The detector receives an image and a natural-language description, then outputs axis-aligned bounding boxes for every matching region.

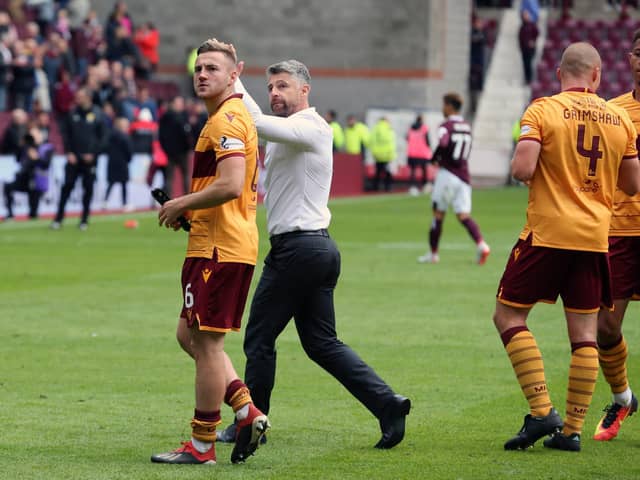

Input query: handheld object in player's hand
[151,188,191,232]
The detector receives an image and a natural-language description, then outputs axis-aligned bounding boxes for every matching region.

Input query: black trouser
[243,229,396,419]
[105,181,127,206]
[3,177,42,218]
[521,47,535,84]
[373,162,392,191]
[165,153,189,197]
[55,161,96,224]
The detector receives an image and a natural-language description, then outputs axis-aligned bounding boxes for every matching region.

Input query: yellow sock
[564,345,599,436]
[191,411,222,443]
[505,330,552,417]
[598,337,629,395]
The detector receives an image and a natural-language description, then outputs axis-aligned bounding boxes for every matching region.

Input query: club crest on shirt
[513,247,521,262]
[220,135,245,150]
[225,112,235,122]
[202,268,212,283]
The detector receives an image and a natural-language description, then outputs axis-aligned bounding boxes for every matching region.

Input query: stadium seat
[568,29,584,43]
[536,66,554,86]
[608,29,623,45]
[530,81,545,100]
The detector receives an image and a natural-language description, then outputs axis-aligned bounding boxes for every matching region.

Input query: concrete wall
[95,0,472,118]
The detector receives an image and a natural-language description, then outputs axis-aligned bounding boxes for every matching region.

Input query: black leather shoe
[375,394,411,449]
[216,420,237,443]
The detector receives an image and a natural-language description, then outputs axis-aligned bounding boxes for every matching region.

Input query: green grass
[2,187,640,479]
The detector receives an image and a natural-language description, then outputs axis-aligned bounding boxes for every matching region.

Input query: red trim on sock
[500,326,529,346]
[597,336,623,351]
[571,341,597,352]
[224,378,245,405]
[194,409,221,422]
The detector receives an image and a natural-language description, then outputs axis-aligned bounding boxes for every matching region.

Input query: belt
[270,229,329,243]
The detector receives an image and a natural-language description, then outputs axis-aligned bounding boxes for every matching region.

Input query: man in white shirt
[225,59,410,449]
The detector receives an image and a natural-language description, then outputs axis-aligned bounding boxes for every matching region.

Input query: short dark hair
[266,59,311,84]
[443,92,463,112]
[633,29,640,45]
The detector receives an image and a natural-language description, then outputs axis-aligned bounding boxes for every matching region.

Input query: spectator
[521,0,540,23]
[1,108,29,156]
[51,87,107,231]
[159,95,191,197]
[121,64,137,97]
[0,31,13,112]
[0,11,18,46]
[55,8,72,41]
[369,116,396,191]
[406,114,433,195]
[52,68,77,115]
[146,136,168,195]
[123,85,157,120]
[518,9,539,85]
[105,1,133,47]
[469,15,487,114]
[42,32,76,99]
[10,40,37,112]
[33,110,52,143]
[3,126,54,220]
[344,113,369,161]
[187,97,208,138]
[105,24,139,67]
[24,21,44,45]
[103,116,133,210]
[26,0,56,35]
[133,21,159,78]
[65,0,92,30]
[129,106,156,154]
[71,9,102,76]
[324,109,345,151]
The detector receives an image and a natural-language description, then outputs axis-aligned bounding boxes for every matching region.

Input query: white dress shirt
[235,79,333,236]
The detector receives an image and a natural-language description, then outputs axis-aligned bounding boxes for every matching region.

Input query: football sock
[236,404,250,421]
[191,409,221,444]
[564,343,598,436]
[614,388,633,407]
[598,336,629,397]
[225,378,253,418]
[503,328,552,417]
[191,437,213,453]
[460,217,482,244]
[429,218,443,253]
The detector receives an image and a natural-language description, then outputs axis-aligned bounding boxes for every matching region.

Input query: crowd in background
[0,0,211,222]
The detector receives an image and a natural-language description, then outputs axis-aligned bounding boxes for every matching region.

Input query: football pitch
[2,187,639,480]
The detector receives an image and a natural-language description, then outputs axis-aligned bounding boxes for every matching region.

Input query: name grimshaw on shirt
[563,108,621,125]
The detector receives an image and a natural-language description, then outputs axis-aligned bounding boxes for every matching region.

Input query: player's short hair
[266,59,311,84]
[443,92,463,112]
[196,38,237,64]
[633,29,640,45]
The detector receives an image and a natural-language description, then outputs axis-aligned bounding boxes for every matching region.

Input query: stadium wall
[94,0,472,118]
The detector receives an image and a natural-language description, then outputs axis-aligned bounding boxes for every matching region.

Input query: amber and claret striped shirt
[608,91,640,236]
[186,94,259,264]
[517,88,637,252]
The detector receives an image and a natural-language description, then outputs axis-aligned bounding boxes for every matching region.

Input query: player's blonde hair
[196,38,237,64]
